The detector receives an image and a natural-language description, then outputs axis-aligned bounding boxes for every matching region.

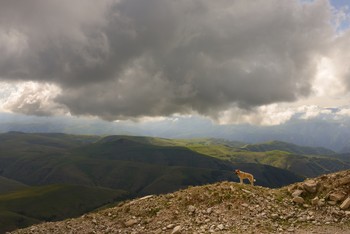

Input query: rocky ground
[10,170,350,234]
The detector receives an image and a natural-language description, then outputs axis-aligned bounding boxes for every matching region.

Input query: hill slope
[241,140,336,155]
[10,170,350,234]
[0,133,304,193]
[174,139,350,178]
[0,177,28,194]
[0,184,127,233]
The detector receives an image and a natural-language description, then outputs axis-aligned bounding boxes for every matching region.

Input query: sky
[1,0,350,126]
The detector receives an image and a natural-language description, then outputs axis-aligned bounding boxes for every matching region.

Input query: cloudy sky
[1,0,350,125]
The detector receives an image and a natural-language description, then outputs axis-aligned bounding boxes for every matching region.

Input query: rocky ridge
[10,170,350,234]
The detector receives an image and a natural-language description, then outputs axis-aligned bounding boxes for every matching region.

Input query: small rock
[124,219,138,227]
[171,225,181,234]
[188,205,196,213]
[318,198,326,206]
[292,196,305,204]
[167,224,175,229]
[311,196,319,206]
[329,192,345,202]
[328,201,337,206]
[138,195,154,201]
[217,224,224,230]
[340,197,350,210]
[303,180,318,193]
[292,189,304,197]
[242,188,252,194]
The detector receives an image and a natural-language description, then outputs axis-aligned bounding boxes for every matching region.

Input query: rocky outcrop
[288,170,350,214]
[9,170,350,234]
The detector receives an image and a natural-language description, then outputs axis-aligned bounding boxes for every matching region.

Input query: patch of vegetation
[0,184,127,233]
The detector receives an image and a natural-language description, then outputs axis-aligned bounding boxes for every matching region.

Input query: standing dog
[234,169,256,185]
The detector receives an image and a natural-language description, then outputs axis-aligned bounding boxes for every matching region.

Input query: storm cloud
[0,0,346,121]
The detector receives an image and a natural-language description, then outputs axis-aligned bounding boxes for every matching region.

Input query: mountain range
[2,112,350,152]
[0,132,349,233]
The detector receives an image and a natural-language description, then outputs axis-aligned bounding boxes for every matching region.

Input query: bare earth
[10,170,350,234]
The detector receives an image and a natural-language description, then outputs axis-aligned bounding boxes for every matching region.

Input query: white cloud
[0,81,66,116]
[0,0,350,125]
[312,57,346,97]
[217,104,295,126]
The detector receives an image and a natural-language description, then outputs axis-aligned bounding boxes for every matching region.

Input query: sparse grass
[0,184,127,233]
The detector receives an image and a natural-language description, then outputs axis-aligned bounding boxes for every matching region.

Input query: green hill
[0,133,303,191]
[0,184,127,233]
[0,177,28,194]
[175,140,349,178]
[241,140,335,155]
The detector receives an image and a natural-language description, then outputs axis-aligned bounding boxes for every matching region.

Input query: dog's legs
[239,178,243,184]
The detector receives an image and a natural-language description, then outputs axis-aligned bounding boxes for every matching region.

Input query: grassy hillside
[0,131,100,156]
[0,134,304,191]
[241,140,335,155]
[0,177,28,194]
[0,133,347,185]
[0,184,127,233]
[170,139,349,178]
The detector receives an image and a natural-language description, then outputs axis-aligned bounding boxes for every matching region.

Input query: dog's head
[234,169,240,175]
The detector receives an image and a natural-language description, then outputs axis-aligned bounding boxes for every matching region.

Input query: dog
[234,169,256,185]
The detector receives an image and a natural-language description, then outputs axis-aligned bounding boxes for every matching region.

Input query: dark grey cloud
[0,0,339,120]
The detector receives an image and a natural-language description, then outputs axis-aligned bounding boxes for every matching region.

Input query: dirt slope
[9,170,350,234]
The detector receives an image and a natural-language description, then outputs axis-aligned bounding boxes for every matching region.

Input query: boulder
[303,180,317,193]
